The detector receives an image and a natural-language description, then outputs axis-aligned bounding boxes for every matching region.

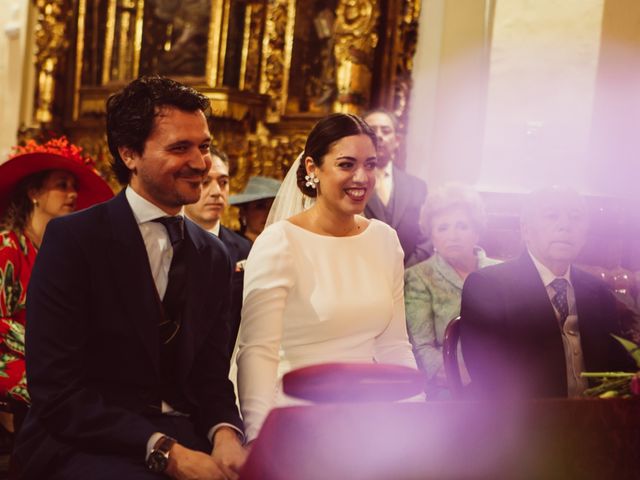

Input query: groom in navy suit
[460,187,635,399]
[15,77,246,479]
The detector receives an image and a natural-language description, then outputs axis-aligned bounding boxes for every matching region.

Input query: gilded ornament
[260,0,295,122]
[33,0,73,124]
[333,0,379,111]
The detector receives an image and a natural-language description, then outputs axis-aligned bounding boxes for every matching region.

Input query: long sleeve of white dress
[236,224,293,441]
[373,233,419,367]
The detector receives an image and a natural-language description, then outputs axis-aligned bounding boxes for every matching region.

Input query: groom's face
[122,106,212,215]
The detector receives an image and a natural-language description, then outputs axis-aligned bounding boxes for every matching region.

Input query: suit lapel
[176,220,209,382]
[106,191,161,375]
[218,226,238,263]
[365,191,388,223]
[389,166,410,228]
[571,268,608,372]
[512,253,568,394]
[512,253,560,334]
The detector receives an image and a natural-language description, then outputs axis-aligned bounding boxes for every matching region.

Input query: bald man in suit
[460,187,635,399]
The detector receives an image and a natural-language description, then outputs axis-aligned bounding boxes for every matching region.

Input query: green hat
[229,176,281,205]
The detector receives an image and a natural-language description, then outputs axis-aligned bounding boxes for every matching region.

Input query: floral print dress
[0,230,36,403]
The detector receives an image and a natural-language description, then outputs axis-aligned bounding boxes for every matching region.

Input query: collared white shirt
[125,186,181,299]
[528,251,588,396]
[182,212,220,237]
[375,162,393,206]
[209,220,221,237]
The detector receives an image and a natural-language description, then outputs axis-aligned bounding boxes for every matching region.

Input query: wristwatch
[147,435,177,473]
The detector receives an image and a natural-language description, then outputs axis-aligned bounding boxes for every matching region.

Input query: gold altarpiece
[25,0,421,224]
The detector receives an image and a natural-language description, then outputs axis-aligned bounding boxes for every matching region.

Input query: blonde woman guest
[404,184,499,398]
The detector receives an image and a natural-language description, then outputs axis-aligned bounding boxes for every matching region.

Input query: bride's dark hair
[296,113,377,197]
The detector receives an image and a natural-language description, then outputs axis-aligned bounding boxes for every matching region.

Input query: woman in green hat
[229,176,281,244]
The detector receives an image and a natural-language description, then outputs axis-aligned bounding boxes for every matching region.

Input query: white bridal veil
[265,152,315,227]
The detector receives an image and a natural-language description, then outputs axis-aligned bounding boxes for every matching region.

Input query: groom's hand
[211,427,248,480]
[166,443,226,480]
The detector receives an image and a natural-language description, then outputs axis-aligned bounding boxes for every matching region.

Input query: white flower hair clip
[304,172,319,189]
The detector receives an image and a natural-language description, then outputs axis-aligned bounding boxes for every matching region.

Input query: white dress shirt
[125,186,176,299]
[124,188,241,457]
[528,252,588,396]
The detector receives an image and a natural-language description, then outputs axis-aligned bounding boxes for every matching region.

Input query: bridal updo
[296,113,377,197]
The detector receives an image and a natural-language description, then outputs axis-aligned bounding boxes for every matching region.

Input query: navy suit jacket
[218,226,251,355]
[15,191,242,477]
[364,165,429,267]
[460,253,635,398]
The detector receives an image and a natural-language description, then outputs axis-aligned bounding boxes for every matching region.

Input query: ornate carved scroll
[333,0,379,113]
[33,0,73,124]
[392,0,421,130]
[259,0,296,122]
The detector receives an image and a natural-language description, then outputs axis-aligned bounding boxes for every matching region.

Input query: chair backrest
[442,316,464,398]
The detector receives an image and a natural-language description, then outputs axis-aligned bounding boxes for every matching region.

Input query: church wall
[406,0,492,187]
[0,0,33,162]
[588,0,640,202]
[480,0,605,195]
[408,0,608,193]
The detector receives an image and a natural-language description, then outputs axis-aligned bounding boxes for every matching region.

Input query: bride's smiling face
[306,134,377,216]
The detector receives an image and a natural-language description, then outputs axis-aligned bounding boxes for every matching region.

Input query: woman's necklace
[312,210,362,237]
[23,225,41,249]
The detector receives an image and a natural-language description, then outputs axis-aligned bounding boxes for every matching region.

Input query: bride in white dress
[236,113,419,441]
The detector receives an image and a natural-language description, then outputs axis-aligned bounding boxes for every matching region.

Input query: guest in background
[460,186,635,399]
[237,113,418,442]
[363,109,430,267]
[0,137,112,419]
[229,176,281,244]
[404,184,499,398]
[184,148,251,355]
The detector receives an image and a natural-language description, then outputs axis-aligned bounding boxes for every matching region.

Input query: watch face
[148,450,169,473]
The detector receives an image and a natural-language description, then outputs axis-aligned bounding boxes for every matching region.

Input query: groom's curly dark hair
[106,75,210,185]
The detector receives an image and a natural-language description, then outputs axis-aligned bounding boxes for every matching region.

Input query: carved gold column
[239,2,266,92]
[392,0,421,129]
[333,0,379,113]
[33,0,73,125]
[259,0,296,122]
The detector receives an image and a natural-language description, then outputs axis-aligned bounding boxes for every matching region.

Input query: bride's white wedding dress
[236,218,418,440]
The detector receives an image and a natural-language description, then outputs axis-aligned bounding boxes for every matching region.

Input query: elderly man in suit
[363,109,430,267]
[460,187,635,399]
[184,148,251,356]
[15,76,246,479]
